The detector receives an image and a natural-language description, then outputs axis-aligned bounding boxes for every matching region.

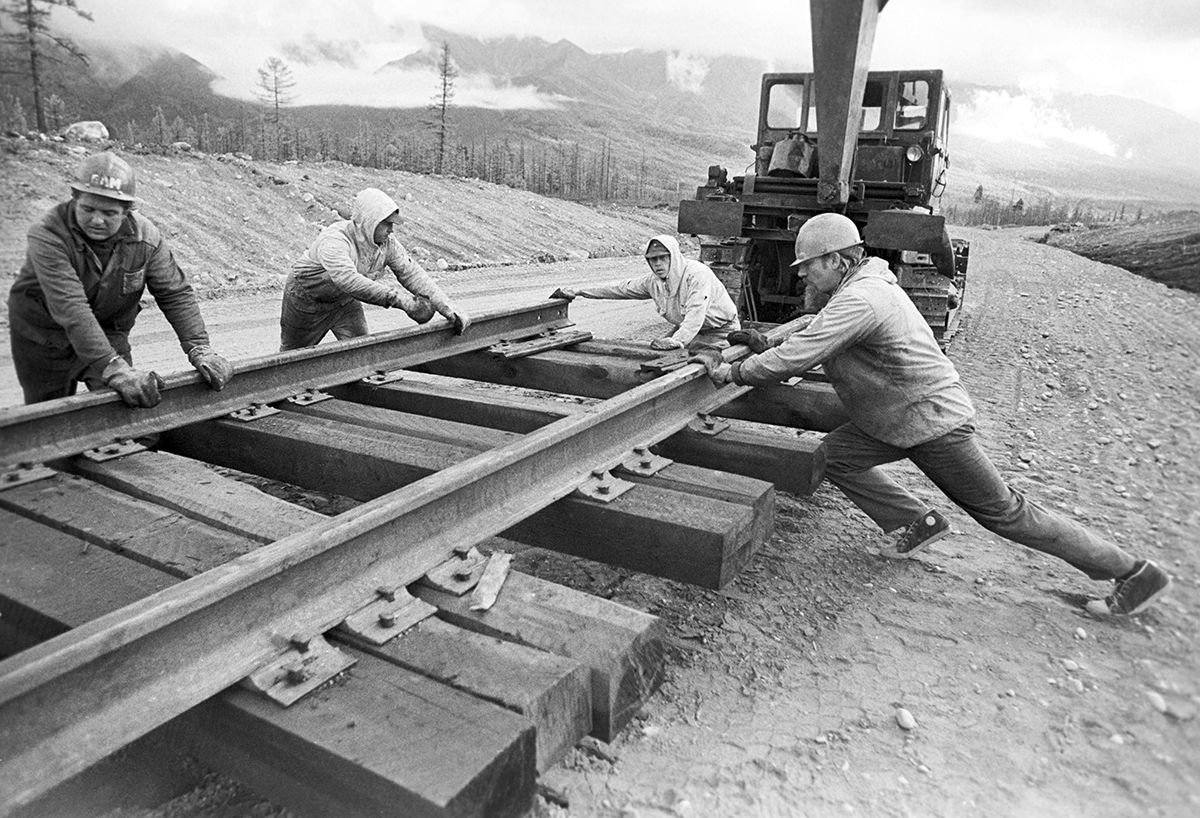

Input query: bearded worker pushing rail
[691,213,1172,617]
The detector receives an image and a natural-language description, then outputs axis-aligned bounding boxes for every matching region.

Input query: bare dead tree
[255,56,296,123]
[427,41,456,174]
[254,56,296,159]
[0,0,91,133]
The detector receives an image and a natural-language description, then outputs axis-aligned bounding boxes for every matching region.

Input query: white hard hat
[70,151,136,203]
[791,213,862,266]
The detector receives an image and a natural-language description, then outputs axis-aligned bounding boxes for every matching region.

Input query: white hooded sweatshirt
[573,234,740,345]
[289,187,452,314]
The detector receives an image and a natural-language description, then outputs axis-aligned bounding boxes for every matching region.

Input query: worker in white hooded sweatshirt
[280,187,470,350]
[551,234,740,350]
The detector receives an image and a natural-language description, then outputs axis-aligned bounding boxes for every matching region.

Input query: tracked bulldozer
[677,0,968,342]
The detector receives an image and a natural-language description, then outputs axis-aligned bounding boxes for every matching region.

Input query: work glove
[102,356,166,408]
[727,329,773,354]
[687,350,733,386]
[388,289,418,312]
[424,294,471,335]
[549,287,577,301]
[649,336,685,351]
[188,345,234,391]
[448,310,471,335]
[406,295,437,324]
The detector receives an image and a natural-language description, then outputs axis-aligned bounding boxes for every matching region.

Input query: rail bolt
[378,611,397,628]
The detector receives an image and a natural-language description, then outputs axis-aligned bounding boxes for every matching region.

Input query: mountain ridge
[6,27,1200,211]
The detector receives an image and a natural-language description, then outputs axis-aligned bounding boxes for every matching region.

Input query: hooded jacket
[8,200,209,378]
[575,234,739,345]
[288,187,452,313]
[737,256,975,448]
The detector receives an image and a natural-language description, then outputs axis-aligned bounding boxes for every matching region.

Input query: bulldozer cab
[757,70,951,206]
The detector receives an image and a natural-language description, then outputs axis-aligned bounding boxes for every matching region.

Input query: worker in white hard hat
[279,187,471,350]
[549,234,740,350]
[7,151,233,407]
[691,212,1170,617]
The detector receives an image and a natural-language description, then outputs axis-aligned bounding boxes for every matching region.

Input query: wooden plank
[187,650,536,818]
[79,453,594,773]
[653,425,824,496]
[504,482,761,589]
[283,397,518,451]
[0,484,538,818]
[0,474,256,577]
[335,376,824,495]
[331,376,581,434]
[570,339,664,359]
[159,411,478,503]
[344,617,591,772]
[415,348,850,432]
[163,407,770,588]
[67,450,319,543]
[0,510,177,655]
[415,571,665,742]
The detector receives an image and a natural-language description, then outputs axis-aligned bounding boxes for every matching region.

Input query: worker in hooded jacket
[8,151,233,408]
[550,234,740,350]
[280,187,471,350]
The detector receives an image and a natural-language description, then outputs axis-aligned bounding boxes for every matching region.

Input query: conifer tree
[0,0,91,133]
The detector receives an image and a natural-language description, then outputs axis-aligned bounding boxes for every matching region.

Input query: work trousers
[279,277,369,351]
[9,324,131,404]
[818,421,1137,580]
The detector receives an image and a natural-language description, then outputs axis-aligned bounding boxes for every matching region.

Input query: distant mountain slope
[6,28,1200,212]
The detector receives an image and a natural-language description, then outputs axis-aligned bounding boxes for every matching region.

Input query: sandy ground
[9,227,1191,818]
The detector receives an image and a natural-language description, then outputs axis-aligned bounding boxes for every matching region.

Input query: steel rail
[0,360,760,812]
[0,302,572,466]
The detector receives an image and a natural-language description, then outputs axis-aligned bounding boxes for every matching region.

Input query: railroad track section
[0,301,840,818]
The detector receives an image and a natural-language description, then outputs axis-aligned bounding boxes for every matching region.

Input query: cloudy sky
[56,0,1200,130]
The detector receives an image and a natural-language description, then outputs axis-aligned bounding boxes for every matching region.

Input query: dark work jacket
[8,201,209,378]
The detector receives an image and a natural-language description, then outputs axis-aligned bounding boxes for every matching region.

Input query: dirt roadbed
[12,230,1200,818]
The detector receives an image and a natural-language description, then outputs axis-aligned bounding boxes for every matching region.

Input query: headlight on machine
[905,144,925,163]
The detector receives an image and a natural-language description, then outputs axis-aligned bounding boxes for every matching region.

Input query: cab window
[766,83,806,130]
[860,79,887,131]
[894,80,929,130]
